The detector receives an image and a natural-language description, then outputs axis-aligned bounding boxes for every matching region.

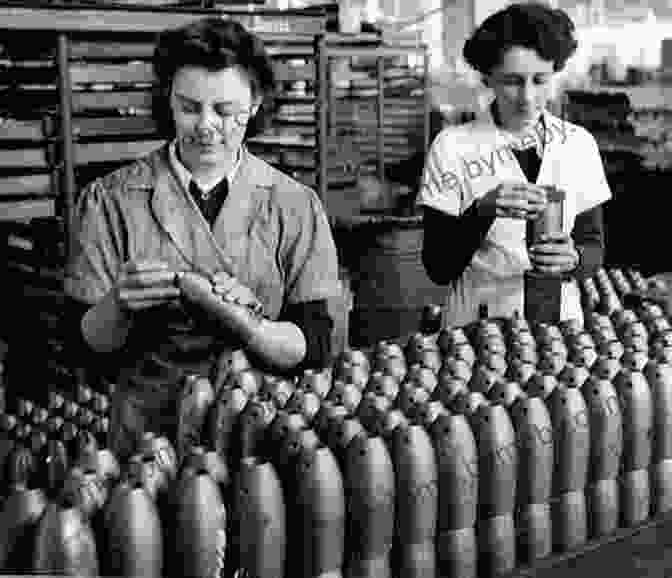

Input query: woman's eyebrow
[174,93,238,106]
[174,92,198,104]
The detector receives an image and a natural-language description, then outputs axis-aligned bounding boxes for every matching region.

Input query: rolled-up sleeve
[64,181,124,305]
[283,188,340,305]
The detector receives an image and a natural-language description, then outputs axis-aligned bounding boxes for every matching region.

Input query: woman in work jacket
[419,2,611,328]
[64,18,340,459]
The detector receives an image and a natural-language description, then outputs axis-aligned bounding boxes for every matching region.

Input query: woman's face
[486,46,555,131]
[169,65,260,171]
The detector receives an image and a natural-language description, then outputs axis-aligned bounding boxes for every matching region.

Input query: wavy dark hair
[463,2,578,75]
[152,17,276,139]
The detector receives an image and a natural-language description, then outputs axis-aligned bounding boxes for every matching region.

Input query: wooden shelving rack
[315,36,430,219]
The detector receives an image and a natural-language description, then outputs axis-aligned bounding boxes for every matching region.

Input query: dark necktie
[189,178,229,228]
[490,100,544,183]
[512,148,542,184]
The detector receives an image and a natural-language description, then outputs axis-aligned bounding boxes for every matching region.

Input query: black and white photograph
[0,0,672,576]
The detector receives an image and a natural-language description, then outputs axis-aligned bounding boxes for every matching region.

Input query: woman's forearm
[280,300,334,372]
[422,203,495,285]
[81,290,132,353]
[572,205,606,280]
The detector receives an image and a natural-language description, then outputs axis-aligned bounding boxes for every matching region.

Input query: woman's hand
[82,259,178,353]
[115,260,180,312]
[528,233,580,276]
[176,271,262,342]
[476,182,548,220]
[175,271,264,337]
[210,271,264,315]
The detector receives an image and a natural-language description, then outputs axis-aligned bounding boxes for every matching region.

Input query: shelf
[0,119,48,141]
[0,197,56,220]
[320,45,428,59]
[68,40,155,61]
[74,139,164,165]
[273,60,314,83]
[69,62,155,85]
[265,45,315,58]
[0,147,51,169]
[0,5,326,35]
[333,97,425,108]
[337,123,411,135]
[276,102,314,113]
[0,63,56,85]
[0,173,56,197]
[274,93,315,103]
[0,5,209,32]
[72,116,158,139]
[274,116,315,126]
[71,90,152,113]
[320,33,384,45]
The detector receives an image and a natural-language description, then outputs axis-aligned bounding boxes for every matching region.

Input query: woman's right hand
[476,182,548,220]
[115,260,181,312]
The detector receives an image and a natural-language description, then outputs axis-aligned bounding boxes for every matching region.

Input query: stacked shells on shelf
[0,34,59,223]
[564,89,672,172]
[316,37,429,214]
[631,107,672,172]
[67,32,166,191]
[247,35,429,214]
[0,34,70,403]
[245,32,319,187]
[3,267,672,578]
[0,36,62,270]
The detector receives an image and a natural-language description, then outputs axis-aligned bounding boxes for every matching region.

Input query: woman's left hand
[528,233,580,276]
[177,271,264,315]
[176,271,263,344]
[210,271,264,315]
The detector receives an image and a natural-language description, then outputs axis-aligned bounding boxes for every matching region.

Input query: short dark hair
[152,18,276,138]
[463,2,578,75]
